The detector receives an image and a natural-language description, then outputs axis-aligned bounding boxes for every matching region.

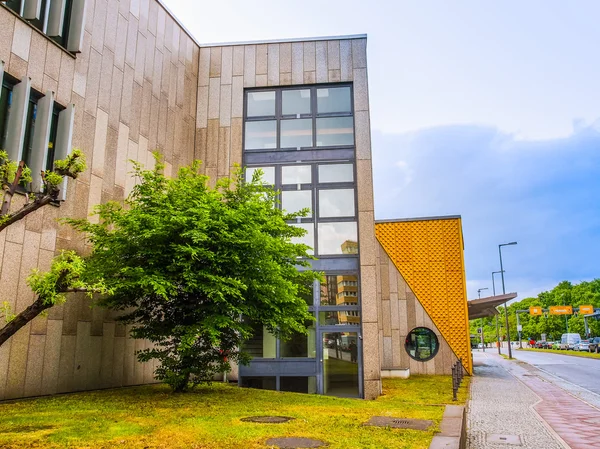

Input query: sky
[162,0,600,301]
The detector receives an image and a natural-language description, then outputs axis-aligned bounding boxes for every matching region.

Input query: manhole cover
[241,416,295,424]
[486,434,522,445]
[265,437,327,448]
[363,416,433,430]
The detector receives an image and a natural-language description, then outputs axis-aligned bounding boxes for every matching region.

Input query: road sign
[579,305,594,315]
[529,306,543,316]
[517,325,523,332]
[549,305,573,315]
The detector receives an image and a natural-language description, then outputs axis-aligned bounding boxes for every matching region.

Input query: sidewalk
[467,351,564,449]
[468,351,600,449]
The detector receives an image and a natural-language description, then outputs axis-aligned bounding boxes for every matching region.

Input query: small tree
[0,149,107,347]
[69,159,320,392]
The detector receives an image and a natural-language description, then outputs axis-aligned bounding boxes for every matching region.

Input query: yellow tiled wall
[376,218,472,374]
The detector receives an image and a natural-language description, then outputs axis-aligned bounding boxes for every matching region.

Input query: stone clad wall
[195,37,382,399]
[0,0,199,400]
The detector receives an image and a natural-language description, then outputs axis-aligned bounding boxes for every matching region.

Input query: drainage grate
[265,437,327,448]
[241,416,295,424]
[486,434,523,445]
[364,416,433,430]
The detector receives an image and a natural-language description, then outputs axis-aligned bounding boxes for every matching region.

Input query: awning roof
[468,293,518,320]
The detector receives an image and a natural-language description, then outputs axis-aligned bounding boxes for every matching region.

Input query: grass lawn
[518,347,600,359]
[0,375,469,449]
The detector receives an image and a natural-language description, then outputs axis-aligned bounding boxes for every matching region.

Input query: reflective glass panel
[281,319,316,358]
[280,376,318,394]
[322,332,359,397]
[316,117,354,147]
[247,91,275,117]
[318,164,354,183]
[317,222,358,255]
[282,190,312,217]
[320,275,359,306]
[5,0,21,14]
[241,376,276,390]
[317,87,352,113]
[319,189,355,218]
[319,310,361,326]
[245,120,277,150]
[282,165,312,184]
[405,327,440,362]
[281,119,312,148]
[243,324,277,358]
[290,223,314,255]
[282,89,311,115]
[0,86,12,149]
[245,166,275,184]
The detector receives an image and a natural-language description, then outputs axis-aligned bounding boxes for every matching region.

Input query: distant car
[541,341,552,349]
[575,340,590,351]
[552,341,561,350]
[588,337,600,353]
[535,341,547,349]
[477,343,484,349]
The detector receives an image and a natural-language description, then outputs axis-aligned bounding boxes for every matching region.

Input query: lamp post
[499,242,517,359]
[478,288,489,352]
[492,271,504,354]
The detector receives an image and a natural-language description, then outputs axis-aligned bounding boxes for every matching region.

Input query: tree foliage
[68,158,320,392]
[470,279,600,343]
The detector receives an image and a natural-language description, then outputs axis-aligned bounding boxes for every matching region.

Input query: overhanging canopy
[468,293,518,320]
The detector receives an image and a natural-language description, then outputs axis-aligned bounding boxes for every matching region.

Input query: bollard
[451,364,457,401]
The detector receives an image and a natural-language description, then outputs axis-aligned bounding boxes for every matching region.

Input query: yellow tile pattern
[376,218,472,374]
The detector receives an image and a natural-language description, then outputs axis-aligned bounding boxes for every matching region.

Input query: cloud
[372,123,600,300]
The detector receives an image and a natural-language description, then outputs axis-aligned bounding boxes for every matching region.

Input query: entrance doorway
[321,331,360,397]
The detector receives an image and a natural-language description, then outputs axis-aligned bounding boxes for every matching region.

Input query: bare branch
[0,195,54,234]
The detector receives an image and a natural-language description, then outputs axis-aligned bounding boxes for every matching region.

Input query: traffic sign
[529,306,543,316]
[549,305,573,315]
[579,305,594,315]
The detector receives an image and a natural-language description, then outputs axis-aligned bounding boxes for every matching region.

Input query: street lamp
[477,288,489,352]
[499,242,517,358]
[492,271,504,354]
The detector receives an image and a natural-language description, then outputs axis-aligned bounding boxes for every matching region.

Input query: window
[405,327,440,362]
[317,222,358,255]
[1,0,84,52]
[316,117,354,147]
[280,319,316,358]
[282,89,311,115]
[245,166,275,185]
[317,87,352,114]
[318,164,354,183]
[318,189,355,218]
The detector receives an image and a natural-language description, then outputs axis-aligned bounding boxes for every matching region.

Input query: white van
[560,333,581,350]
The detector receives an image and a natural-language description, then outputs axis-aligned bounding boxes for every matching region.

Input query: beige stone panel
[328,70,341,83]
[156,5,166,48]
[148,94,159,148]
[355,110,372,161]
[382,300,391,337]
[352,39,367,69]
[56,53,75,105]
[42,74,58,94]
[364,379,381,400]
[143,341,154,384]
[256,74,267,87]
[303,41,315,72]
[27,32,47,91]
[129,81,143,140]
[380,257,389,301]
[230,118,243,167]
[390,292,400,331]
[291,42,303,84]
[163,161,172,178]
[388,262,398,294]
[267,44,279,86]
[121,64,135,126]
[198,47,210,87]
[358,212,376,267]
[303,71,316,85]
[115,122,130,188]
[134,32,146,85]
[243,45,256,87]
[6,207,25,244]
[72,321,91,391]
[151,48,162,98]
[140,0,150,33]
[30,312,48,335]
[125,140,138,196]
[415,298,425,326]
[8,53,27,80]
[114,12,128,70]
[220,46,232,85]
[279,42,291,73]
[130,0,140,18]
[196,85,209,129]
[340,40,353,81]
[217,127,230,177]
[391,329,402,367]
[86,335,102,390]
[315,41,327,83]
[147,0,157,35]
[231,76,244,119]
[5,324,30,399]
[91,0,107,52]
[205,119,219,169]
[12,20,31,61]
[111,336,125,386]
[139,81,152,138]
[382,335,392,367]
[232,45,244,76]
[97,49,115,113]
[133,338,145,383]
[0,337,11,400]
[92,109,109,178]
[124,332,136,385]
[83,48,102,114]
[0,10,15,63]
[360,264,377,323]
[23,334,46,397]
[327,40,340,71]
[107,67,123,129]
[398,276,408,300]
[170,21,180,61]
[125,14,139,68]
[16,231,41,313]
[25,207,43,234]
[280,72,291,86]
[84,0,95,32]
[219,84,232,127]
[164,106,175,157]
[255,44,267,75]
[167,62,177,110]
[209,46,221,78]
[105,0,119,52]
[161,49,172,97]
[143,32,155,81]
[362,321,380,381]
[43,42,62,82]
[208,77,220,120]
[353,68,369,112]
[87,175,103,224]
[100,322,115,387]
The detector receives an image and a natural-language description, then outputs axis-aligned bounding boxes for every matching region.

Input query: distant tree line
[470,279,600,343]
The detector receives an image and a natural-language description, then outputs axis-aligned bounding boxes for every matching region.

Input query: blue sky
[163,0,600,300]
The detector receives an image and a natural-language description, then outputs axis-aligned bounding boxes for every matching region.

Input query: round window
[405,327,439,362]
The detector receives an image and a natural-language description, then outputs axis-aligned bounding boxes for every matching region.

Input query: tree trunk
[0,297,52,347]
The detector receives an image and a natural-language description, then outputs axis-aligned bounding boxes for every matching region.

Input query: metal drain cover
[364,416,433,430]
[486,434,522,445]
[241,416,295,423]
[265,437,327,448]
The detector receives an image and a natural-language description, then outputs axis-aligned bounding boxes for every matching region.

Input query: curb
[429,405,466,449]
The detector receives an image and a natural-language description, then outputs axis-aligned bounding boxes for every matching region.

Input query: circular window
[405,327,439,362]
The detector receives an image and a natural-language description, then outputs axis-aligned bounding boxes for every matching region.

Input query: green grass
[518,347,600,359]
[0,376,469,449]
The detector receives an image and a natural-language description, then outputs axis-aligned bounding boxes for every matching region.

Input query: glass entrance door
[321,331,360,397]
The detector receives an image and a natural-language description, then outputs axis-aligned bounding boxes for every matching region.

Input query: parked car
[552,341,561,350]
[535,341,547,349]
[575,340,590,351]
[541,341,553,349]
[560,333,581,350]
[588,337,600,353]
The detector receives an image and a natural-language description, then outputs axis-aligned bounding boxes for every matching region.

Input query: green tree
[68,159,320,392]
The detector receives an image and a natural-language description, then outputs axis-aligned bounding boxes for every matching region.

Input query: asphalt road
[509,348,600,396]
